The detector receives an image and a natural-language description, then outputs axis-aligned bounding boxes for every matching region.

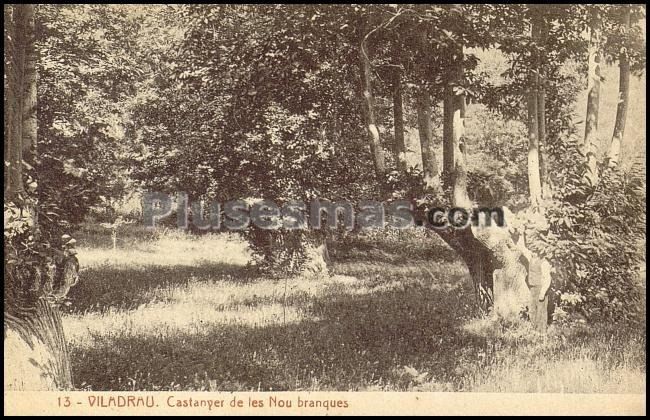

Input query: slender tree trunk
[416,87,439,188]
[538,84,551,198]
[4,4,77,390]
[5,4,26,199]
[442,88,455,188]
[536,16,550,198]
[583,10,602,185]
[608,5,631,168]
[359,31,386,183]
[526,11,544,207]
[442,14,469,206]
[392,70,407,173]
[442,65,465,192]
[527,72,543,207]
[521,7,550,331]
[452,95,471,208]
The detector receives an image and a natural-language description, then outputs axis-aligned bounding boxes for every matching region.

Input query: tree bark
[608,5,631,168]
[583,9,602,185]
[392,70,407,173]
[416,87,439,188]
[359,30,386,183]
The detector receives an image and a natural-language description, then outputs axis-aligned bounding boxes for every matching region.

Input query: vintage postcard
[4,3,646,416]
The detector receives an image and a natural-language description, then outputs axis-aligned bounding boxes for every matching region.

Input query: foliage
[527,136,646,324]
[601,5,646,75]
[35,5,139,240]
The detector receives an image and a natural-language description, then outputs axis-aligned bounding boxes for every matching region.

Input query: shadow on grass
[65,263,256,314]
[69,278,488,391]
[329,235,459,266]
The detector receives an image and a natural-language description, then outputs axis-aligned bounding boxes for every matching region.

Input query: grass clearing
[63,225,646,392]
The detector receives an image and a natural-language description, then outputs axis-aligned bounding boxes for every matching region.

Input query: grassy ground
[63,225,646,392]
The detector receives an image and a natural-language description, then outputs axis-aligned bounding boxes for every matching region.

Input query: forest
[4,4,646,393]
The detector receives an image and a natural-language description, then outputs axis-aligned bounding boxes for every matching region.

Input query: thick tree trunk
[435,227,495,313]
[416,88,439,188]
[299,232,330,278]
[359,33,386,183]
[608,6,631,168]
[583,11,602,185]
[392,70,407,173]
[4,298,74,390]
[4,4,78,390]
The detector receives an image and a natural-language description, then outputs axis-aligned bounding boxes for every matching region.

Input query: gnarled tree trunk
[430,5,544,326]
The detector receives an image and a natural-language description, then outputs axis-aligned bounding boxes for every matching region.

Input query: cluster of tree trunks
[584,5,632,173]
[355,4,546,327]
[354,3,636,329]
[4,4,79,390]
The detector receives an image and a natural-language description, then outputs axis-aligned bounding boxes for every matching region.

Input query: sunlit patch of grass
[456,318,646,393]
[76,227,252,268]
[65,224,645,393]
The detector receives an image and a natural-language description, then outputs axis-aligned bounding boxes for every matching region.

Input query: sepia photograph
[4,3,646,415]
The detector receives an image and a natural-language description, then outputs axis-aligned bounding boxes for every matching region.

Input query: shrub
[529,137,646,325]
